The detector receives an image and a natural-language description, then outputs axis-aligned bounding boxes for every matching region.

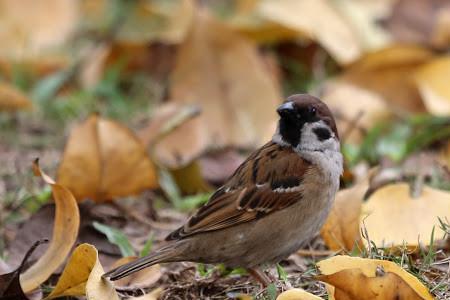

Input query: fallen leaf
[384,0,450,49]
[0,0,77,59]
[57,114,158,202]
[0,82,32,111]
[170,161,212,195]
[414,56,450,115]
[6,203,121,270]
[317,255,434,300]
[330,0,392,51]
[230,0,362,64]
[128,288,162,300]
[156,10,280,168]
[277,288,322,300]
[109,257,161,289]
[0,240,47,300]
[432,8,450,49]
[19,160,80,293]
[198,149,245,185]
[320,81,391,144]
[362,183,450,247]
[138,103,201,147]
[321,178,366,251]
[46,243,119,300]
[341,45,432,113]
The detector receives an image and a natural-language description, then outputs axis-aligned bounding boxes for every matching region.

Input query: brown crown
[286,94,339,139]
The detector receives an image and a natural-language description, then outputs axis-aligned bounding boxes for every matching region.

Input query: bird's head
[273,94,339,152]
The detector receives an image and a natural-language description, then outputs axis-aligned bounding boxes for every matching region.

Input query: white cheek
[297,121,339,152]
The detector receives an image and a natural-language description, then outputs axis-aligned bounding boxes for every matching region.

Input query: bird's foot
[248,268,272,288]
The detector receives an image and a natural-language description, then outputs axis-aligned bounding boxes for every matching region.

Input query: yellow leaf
[277,288,322,300]
[57,114,158,202]
[156,10,281,168]
[317,256,434,300]
[341,45,433,113]
[0,82,32,111]
[171,161,212,194]
[0,0,77,59]
[321,178,366,251]
[362,183,450,247]
[414,56,450,115]
[46,244,119,300]
[20,160,80,293]
[230,0,362,64]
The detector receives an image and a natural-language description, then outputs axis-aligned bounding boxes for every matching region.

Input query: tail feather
[103,245,179,281]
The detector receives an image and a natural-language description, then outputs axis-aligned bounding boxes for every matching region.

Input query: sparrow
[104,94,343,285]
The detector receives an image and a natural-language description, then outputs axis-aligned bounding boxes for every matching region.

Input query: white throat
[272,120,343,178]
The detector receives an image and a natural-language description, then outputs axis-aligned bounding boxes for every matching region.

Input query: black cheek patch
[313,127,331,141]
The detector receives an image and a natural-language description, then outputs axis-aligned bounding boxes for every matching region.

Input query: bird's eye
[309,107,317,115]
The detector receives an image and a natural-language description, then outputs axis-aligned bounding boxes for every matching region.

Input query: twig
[296,249,340,256]
[111,201,179,231]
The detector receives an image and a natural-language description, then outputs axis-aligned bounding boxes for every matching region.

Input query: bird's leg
[248,268,272,287]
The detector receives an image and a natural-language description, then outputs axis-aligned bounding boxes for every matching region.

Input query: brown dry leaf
[156,10,280,168]
[362,183,450,247]
[138,103,201,147]
[384,0,450,49]
[432,8,450,48]
[81,0,193,44]
[109,256,161,289]
[330,0,392,51]
[414,56,450,115]
[277,288,322,300]
[317,255,434,300]
[321,178,367,251]
[320,81,391,144]
[57,114,158,202]
[19,160,79,293]
[0,0,77,59]
[0,240,46,300]
[0,82,32,111]
[46,243,119,300]
[230,0,362,64]
[341,45,433,113]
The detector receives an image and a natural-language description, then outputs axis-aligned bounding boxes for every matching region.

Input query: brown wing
[166,142,312,240]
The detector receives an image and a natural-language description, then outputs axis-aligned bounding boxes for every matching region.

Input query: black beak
[277,101,295,118]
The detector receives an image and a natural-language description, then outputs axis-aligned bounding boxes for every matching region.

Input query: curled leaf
[46,243,119,300]
[317,255,434,300]
[20,160,79,293]
[0,240,47,300]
